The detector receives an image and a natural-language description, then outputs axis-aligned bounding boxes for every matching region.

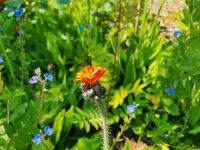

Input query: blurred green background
[0,0,200,149]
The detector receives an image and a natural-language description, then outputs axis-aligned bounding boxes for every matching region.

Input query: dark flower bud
[0,4,5,12]
[100,86,106,96]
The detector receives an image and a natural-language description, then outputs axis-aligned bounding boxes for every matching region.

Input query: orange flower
[76,66,108,83]
[0,0,7,2]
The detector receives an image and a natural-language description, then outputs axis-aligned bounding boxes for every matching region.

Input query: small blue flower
[29,75,39,84]
[44,126,52,136]
[127,105,135,114]
[167,89,175,95]
[4,7,23,18]
[44,73,53,81]
[0,56,4,63]
[79,26,84,32]
[170,30,182,38]
[165,85,175,95]
[18,30,24,35]
[15,8,23,18]
[87,24,92,30]
[174,30,182,37]
[32,134,42,145]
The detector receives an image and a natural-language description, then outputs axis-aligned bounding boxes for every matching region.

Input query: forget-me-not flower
[170,29,182,38]
[79,26,84,32]
[44,126,52,136]
[127,105,136,114]
[0,56,4,63]
[167,89,175,95]
[32,134,42,145]
[165,85,175,95]
[29,75,39,84]
[44,73,53,81]
[4,7,23,18]
[87,24,92,30]
[15,8,23,18]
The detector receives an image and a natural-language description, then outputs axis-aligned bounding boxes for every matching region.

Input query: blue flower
[29,75,39,84]
[4,7,23,18]
[44,73,53,81]
[32,134,42,145]
[167,89,175,95]
[170,30,182,38]
[79,26,84,32]
[127,105,135,114]
[15,8,23,18]
[0,56,4,63]
[165,85,175,95]
[18,30,24,35]
[174,30,182,37]
[87,24,92,30]
[44,126,52,136]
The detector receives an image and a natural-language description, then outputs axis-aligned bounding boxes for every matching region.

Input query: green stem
[96,99,109,150]
[7,99,10,124]
[135,0,141,35]
[106,0,122,111]
[112,115,133,148]
[39,80,46,123]
[40,80,46,110]
[0,41,16,81]
[87,0,91,24]
[137,134,142,144]
[0,67,10,124]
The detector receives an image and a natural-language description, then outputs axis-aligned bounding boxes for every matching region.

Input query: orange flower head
[76,65,108,83]
[0,0,7,3]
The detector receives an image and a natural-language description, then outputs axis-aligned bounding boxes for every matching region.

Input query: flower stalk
[76,65,109,150]
[96,99,109,150]
[40,80,46,110]
[7,99,10,124]
[112,115,133,148]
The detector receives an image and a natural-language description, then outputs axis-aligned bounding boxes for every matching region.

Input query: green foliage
[0,0,200,149]
[65,106,101,132]
[70,134,101,150]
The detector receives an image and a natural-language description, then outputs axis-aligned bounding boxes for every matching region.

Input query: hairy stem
[96,99,109,150]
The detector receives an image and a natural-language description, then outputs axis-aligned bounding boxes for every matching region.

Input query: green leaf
[164,103,180,116]
[122,139,131,150]
[32,143,46,150]
[10,103,28,121]
[124,56,136,85]
[53,109,66,143]
[188,102,200,126]
[109,86,131,108]
[189,126,200,135]
[6,0,23,8]
[71,134,101,150]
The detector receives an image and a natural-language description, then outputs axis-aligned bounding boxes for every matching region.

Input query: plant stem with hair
[96,99,109,150]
